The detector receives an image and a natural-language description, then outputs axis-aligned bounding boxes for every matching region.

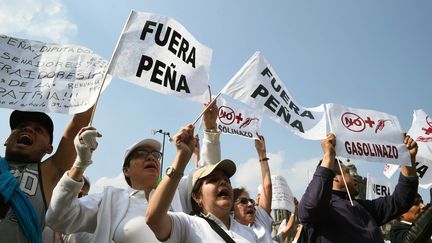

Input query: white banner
[407,109,432,188]
[0,35,111,114]
[326,103,410,165]
[220,51,326,140]
[366,173,392,200]
[216,96,262,140]
[383,163,399,179]
[271,175,294,211]
[108,11,212,103]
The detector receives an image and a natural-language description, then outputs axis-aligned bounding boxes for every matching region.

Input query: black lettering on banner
[218,124,253,138]
[135,55,190,93]
[140,20,196,68]
[373,184,390,196]
[415,162,429,178]
[251,84,305,133]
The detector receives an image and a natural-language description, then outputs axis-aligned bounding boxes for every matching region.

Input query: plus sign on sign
[326,103,410,165]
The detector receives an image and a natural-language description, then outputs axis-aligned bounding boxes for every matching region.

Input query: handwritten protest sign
[216,95,262,140]
[366,173,392,200]
[271,175,294,212]
[0,35,110,114]
[108,11,212,103]
[326,103,410,165]
[221,51,326,140]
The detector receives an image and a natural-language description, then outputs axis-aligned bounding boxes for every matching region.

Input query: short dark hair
[232,187,248,210]
[122,153,133,186]
[190,178,205,215]
[9,110,54,144]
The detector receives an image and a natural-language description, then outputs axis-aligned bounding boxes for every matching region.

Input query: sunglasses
[236,197,256,206]
[132,150,163,160]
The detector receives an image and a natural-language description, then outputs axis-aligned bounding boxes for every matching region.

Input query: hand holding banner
[326,103,410,165]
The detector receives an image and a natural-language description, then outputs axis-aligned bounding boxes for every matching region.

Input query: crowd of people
[1,102,431,242]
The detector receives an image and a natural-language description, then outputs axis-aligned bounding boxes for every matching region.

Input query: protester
[146,124,258,242]
[46,126,164,243]
[274,198,298,243]
[0,108,93,243]
[232,134,273,243]
[298,133,419,243]
[390,193,432,243]
[42,176,92,243]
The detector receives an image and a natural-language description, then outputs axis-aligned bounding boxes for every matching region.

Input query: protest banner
[220,51,326,140]
[366,173,392,200]
[407,109,432,188]
[0,35,110,114]
[271,175,294,212]
[383,110,432,188]
[108,11,212,103]
[326,103,410,165]
[216,95,262,140]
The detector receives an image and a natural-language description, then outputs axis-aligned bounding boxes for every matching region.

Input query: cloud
[233,151,320,199]
[0,0,77,43]
[90,173,129,194]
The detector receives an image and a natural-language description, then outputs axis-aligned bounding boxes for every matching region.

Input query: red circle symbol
[341,112,365,132]
[218,106,235,125]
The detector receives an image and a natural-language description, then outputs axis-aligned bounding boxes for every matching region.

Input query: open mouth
[17,134,33,146]
[217,188,231,197]
[144,162,157,170]
[246,208,256,215]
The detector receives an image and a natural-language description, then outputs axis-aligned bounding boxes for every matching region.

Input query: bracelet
[259,157,269,162]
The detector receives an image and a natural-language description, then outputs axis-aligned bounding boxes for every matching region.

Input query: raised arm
[200,100,221,166]
[46,127,101,234]
[146,124,194,241]
[279,198,298,242]
[298,133,336,224]
[255,133,272,214]
[400,135,418,177]
[41,107,94,202]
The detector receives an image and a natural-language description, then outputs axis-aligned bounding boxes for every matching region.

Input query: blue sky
[1,0,431,201]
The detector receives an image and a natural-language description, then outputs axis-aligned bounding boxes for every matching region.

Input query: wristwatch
[166,166,184,178]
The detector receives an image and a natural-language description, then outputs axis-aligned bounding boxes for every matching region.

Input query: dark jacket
[298,166,418,243]
[390,204,432,243]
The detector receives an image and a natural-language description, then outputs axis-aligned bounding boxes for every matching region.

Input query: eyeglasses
[131,150,162,160]
[236,197,256,206]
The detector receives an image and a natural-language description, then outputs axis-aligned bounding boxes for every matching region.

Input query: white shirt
[113,189,160,243]
[165,212,258,243]
[251,206,274,243]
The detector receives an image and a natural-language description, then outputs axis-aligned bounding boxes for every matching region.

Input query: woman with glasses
[46,128,164,243]
[232,134,274,243]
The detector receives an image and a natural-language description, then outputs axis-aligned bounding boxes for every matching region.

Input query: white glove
[73,130,99,171]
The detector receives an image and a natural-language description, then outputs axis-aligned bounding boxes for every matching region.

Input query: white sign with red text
[221,51,326,140]
[108,11,212,103]
[216,96,262,140]
[407,109,432,188]
[326,103,410,165]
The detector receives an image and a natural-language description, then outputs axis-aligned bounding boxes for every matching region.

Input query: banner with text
[0,35,111,113]
[408,109,432,188]
[366,173,392,200]
[220,51,326,140]
[216,95,262,140]
[326,103,410,165]
[271,175,295,212]
[108,11,212,103]
[383,110,432,188]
